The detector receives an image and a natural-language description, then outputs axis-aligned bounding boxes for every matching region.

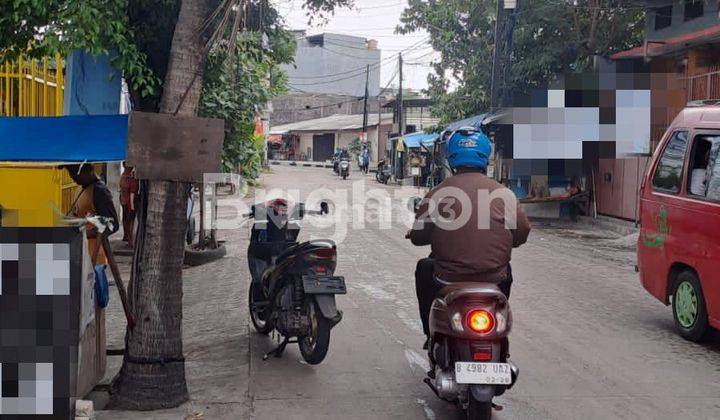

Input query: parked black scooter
[245,198,346,364]
[376,159,391,184]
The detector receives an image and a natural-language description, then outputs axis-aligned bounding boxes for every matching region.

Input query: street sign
[126,111,224,182]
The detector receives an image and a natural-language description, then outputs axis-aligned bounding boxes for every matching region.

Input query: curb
[270,160,334,168]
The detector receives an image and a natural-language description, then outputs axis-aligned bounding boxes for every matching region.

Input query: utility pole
[490,0,518,110]
[490,0,504,111]
[397,53,405,180]
[398,53,404,137]
[362,64,370,142]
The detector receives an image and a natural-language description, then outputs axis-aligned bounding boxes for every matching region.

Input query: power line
[287,37,431,83]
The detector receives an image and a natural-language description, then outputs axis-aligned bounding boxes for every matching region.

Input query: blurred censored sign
[126,111,224,182]
[0,228,81,418]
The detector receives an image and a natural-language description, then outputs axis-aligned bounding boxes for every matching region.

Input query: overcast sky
[275,0,438,91]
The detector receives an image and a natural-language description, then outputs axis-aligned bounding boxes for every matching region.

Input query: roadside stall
[267,133,300,161]
[388,132,438,186]
[0,114,128,416]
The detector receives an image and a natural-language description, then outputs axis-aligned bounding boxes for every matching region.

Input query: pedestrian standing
[65,163,119,308]
[119,164,138,247]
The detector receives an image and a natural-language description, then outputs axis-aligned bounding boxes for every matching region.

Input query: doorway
[312,133,335,162]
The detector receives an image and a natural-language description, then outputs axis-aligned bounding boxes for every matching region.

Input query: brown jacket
[409,171,531,283]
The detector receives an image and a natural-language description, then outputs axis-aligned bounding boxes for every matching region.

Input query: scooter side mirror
[408,196,422,212]
[320,201,330,215]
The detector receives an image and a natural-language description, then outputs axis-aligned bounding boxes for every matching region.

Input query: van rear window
[706,142,720,202]
[652,131,688,194]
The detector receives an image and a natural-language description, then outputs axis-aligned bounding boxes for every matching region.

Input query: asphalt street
[243,165,720,420]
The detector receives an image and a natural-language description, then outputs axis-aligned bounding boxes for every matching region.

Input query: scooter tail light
[467,309,495,334]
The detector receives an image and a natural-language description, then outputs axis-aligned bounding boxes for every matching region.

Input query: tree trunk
[111,0,211,410]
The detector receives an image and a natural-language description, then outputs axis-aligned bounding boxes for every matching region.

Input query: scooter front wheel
[249,282,273,334]
[299,299,331,365]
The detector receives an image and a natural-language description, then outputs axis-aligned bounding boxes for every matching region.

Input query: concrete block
[75,399,94,418]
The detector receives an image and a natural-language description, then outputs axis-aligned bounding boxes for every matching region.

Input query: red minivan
[638,105,720,342]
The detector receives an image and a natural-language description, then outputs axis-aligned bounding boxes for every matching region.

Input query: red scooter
[407,203,518,419]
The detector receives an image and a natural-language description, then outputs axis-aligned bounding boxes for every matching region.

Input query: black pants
[415,258,513,336]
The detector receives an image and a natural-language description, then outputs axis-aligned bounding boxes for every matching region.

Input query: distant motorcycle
[332,154,340,175]
[375,159,391,184]
[339,158,350,180]
[245,199,346,364]
[407,197,518,420]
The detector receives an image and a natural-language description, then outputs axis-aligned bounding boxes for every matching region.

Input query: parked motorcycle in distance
[339,158,350,180]
[245,198,346,364]
[407,197,519,420]
[376,159,391,184]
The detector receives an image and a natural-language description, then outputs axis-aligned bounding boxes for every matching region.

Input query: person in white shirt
[690,149,710,196]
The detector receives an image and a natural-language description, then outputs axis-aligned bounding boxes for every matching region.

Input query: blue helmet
[445,127,492,171]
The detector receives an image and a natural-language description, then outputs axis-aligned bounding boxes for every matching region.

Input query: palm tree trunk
[111,0,211,410]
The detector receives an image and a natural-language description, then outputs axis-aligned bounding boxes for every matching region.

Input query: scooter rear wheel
[249,282,272,334]
[467,391,492,420]
[299,299,331,365]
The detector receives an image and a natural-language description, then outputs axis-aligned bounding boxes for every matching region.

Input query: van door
[638,130,689,301]
[682,132,720,326]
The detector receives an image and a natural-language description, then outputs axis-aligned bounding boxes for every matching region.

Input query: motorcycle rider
[407,128,531,347]
[340,147,350,160]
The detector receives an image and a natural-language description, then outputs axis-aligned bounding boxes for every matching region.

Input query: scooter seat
[439,282,507,305]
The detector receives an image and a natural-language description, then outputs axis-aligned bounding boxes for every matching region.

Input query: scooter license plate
[454,362,512,385]
[302,276,347,294]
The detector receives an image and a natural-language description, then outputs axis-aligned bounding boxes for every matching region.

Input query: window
[684,0,704,21]
[654,6,673,29]
[686,135,717,197]
[652,131,688,193]
[703,137,720,202]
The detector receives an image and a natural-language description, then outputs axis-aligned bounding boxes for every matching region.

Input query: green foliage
[126,0,181,110]
[398,0,645,124]
[0,0,161,96]
[349,137,371,158]
[0,0,348,105]
[199,31,295,179]
[301,0,355,23]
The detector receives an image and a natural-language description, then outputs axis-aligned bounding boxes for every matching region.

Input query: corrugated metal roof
[270,113,393,135]
[401,132,438,148]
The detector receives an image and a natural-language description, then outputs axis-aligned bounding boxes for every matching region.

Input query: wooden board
[126,111,224,182]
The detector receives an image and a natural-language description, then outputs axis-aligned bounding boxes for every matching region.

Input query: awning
[401,132,438,148]
[269,113,394,134]
[612,24,720,60]
[0,115,128,162]
[444,114,488,132]
[267,134,283,144]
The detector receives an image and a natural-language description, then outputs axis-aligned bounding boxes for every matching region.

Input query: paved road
[241,165,720,420]
[101,165,720,420]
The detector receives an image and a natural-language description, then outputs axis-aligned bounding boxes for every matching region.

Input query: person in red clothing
[119,164,138,246]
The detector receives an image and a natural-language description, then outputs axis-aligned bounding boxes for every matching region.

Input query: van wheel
[672,270,710,342]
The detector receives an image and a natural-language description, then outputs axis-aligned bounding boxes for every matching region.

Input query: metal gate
[312,133,335,162]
